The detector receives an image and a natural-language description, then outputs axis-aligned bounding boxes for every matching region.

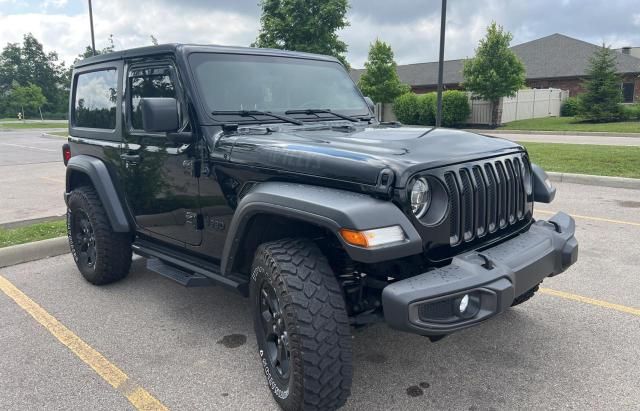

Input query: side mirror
[364,96,376,113]
[141,97,179,132]
[531,163,556,203]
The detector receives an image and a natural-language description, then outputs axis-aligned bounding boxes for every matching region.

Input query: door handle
[120,153,140,165]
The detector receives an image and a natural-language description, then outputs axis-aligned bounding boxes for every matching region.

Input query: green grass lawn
[500,117,640,133]
[0,220,67,248]
[523,142,640,179]
[0,121,68,129]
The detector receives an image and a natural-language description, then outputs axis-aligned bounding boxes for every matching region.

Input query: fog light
[458,294,469,313]
[453,293,480,319]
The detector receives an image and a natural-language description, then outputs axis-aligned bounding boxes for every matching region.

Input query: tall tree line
[0,33,72,118]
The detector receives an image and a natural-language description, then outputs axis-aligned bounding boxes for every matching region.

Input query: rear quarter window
[73,69,118,129]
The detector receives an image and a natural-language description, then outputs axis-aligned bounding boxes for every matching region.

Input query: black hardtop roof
[73,43,340,68]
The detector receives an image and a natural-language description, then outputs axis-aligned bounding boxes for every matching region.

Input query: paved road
[483,132,640,146]
[0,130,66,225]
[1,181,639,410]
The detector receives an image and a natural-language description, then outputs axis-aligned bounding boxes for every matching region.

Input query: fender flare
[220,182,423,276]
[65,155,131,232]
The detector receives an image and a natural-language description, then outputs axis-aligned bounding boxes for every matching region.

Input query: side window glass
[129,67,176,130]
[74,69,118,129]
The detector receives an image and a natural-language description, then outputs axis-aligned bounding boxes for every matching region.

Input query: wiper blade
[211,110,303,126]
[285,108,359,122]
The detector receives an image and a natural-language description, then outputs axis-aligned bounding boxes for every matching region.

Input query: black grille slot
[444,155,529,246]
[512,157,524,219]
[505,159,517,224]
[444,172,460,245]
[484,164,498,233]
[459,169,474,241]
[495,162,508,228]
[472,166,487,237]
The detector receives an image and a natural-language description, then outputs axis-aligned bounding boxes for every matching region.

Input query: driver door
[121,62,202,246]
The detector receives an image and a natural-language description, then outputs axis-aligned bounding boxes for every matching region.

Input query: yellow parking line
[0,275,168,411]
[540,287,640,317]
[536,209,640,227]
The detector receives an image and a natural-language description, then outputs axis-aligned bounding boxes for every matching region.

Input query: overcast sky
[1,0,639,68]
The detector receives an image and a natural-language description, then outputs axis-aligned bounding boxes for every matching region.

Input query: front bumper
[382,212,578,336]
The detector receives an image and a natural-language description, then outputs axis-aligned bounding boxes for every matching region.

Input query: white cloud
[0,0,259,66]
[1,0,640,69]
[43,0,67,9]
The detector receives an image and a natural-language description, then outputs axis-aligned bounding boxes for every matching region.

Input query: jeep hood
[227,126,524,188]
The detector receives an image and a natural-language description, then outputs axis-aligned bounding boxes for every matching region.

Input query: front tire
[67,186,132,285]
[250,238,353,411]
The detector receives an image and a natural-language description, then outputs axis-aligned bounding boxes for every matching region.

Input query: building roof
[350,33,640,87]
[74,43,339,68]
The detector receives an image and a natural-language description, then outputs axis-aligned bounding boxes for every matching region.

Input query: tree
[253,0,350,67]
[76,34,116,62]
[462,22,525,126]
[0,33,68,117]
[10,82,47,121]
[357,40,409,104]
[578,44,623,122]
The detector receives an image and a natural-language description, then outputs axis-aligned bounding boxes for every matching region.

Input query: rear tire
[250,238,353,411]
[67,186,132,285]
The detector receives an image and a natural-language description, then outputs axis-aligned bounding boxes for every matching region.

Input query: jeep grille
[443,155,530,246]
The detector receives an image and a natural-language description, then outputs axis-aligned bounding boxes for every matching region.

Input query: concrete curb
[547,172,640,190]
[0,237,69,268]
[466,129,640,138]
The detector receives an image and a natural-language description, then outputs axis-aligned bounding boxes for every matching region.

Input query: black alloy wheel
[71,210,97,270]
[258,281,291,383]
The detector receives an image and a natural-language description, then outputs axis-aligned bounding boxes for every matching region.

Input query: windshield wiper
[285,109,360,123]
[211,110,303,126]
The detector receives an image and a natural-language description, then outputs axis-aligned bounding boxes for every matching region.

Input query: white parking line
[0,142,58,152]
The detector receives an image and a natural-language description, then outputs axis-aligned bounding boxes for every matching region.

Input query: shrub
[393,92,420,125]
[441,90,471,126]
[560,97,580,117]
[621,104,640,121]
[416,93,436,125]
[393,91,470,127]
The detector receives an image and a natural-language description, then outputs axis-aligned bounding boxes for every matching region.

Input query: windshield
[189,53,370,121]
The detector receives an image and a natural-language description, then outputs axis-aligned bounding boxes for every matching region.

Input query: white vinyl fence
[377,88,569,125]
[495,88,569,124]
[469,88,569,125]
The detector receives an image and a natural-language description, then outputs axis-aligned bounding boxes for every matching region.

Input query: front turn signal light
[339,225,405,248]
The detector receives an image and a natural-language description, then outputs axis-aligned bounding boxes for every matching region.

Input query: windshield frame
[186,52,372,125]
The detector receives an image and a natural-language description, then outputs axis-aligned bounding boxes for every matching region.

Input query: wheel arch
[65,155,131,233]
[220,182,423,277]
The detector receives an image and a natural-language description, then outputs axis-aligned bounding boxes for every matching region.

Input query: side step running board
[132,240,248,295]
[146,258,215,287]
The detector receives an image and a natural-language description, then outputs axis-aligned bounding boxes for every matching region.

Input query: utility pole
[435,0,447,127]
[88,0,96,56]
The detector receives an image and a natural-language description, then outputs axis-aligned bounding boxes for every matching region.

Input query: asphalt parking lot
[0,130,66,225]
[1,181,639,410]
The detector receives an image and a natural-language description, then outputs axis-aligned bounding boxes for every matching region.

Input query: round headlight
[410,177,431,218]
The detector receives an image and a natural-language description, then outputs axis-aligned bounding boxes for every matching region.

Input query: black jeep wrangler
[63,44,578,410]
